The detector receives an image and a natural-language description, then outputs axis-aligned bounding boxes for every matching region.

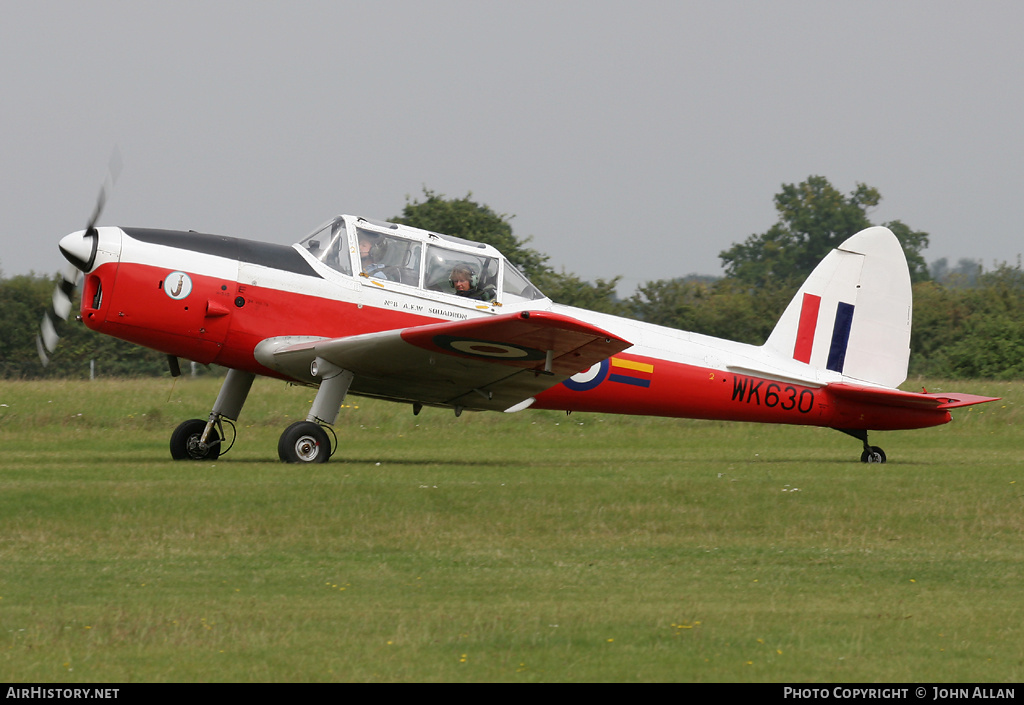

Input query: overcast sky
[3,1,1022,295]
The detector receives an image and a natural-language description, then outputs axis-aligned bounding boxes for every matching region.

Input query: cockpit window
[300,217,352,275]
[302,216,547,304]
[502,263,546,302]
[356,227,422,286]
[424,244,499,302]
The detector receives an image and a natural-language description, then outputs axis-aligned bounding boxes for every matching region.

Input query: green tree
[628,277,779,344]
[534,270,624,315]
[929,256,983,288]
[909,261,1024,378]
[0,273,52,378]
[628,177,933,343]
[719,176,930,290]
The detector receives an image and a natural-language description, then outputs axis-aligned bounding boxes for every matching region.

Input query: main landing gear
[169,361,355,464]
[837,429,887,464]
[277,421,336,463]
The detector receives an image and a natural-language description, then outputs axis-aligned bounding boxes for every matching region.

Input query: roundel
[164,271,193,300]
[433,335,546,361]
[562,358,609,391]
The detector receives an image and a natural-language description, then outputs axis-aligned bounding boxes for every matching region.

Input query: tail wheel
[278,421,331,464]
[860,446,887,464]
[170,419,221,461]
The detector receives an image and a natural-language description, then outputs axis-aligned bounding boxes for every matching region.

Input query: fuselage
[64,220,952,433]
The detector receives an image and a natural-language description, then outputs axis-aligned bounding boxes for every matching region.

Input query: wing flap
[255,311,631,411]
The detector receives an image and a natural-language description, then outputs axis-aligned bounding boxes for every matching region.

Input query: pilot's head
[359,232,382,262]
[450,264,477,293]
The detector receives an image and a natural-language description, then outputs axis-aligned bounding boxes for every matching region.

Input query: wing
[827,383,1000,410]
[254,310,631,412]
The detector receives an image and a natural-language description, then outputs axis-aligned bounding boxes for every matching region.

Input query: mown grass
[0,377,1021,682]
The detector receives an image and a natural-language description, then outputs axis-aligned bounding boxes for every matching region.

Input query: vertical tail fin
[764,226,912,388]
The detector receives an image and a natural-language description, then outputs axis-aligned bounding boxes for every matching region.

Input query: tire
[860,446,887,464]
[278,421,331,463]
[170,419,221,461]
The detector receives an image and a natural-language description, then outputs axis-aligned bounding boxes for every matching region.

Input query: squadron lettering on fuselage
[731,375,815,414]
[382,299,469,320]
[429,308,468,320]
[386,300,424,312]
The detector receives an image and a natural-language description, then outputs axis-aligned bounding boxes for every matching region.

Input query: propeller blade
[87,148,121,233]
[86,186,107,233]
[52,269,77,319]
[37,266,80,366]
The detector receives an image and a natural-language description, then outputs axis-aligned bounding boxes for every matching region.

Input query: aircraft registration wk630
[39,199,998,463]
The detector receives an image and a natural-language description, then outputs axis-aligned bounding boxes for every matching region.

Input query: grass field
[0,376,1021,682]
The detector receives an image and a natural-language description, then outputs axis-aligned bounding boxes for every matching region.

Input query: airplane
[39,198,998,464]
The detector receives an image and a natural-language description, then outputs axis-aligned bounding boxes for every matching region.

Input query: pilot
[449,264,494,301]
[358,231,388,278]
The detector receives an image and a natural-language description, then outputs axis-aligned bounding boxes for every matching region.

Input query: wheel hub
[295,436,320,461]
[187,436,210,458]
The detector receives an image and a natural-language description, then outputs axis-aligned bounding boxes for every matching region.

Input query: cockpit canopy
[299,215,546,304]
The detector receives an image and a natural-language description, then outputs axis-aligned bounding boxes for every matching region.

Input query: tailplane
[764,226,911,388]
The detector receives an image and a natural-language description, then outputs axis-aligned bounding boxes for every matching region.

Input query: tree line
[2,176,1021,380]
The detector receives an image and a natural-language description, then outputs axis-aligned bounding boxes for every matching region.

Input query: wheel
[170,419,221,461]
[278,421,331,463]
[860,446,887,464]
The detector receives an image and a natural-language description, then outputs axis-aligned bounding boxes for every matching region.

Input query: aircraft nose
[59,229,99,272]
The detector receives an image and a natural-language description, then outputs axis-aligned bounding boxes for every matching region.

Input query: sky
[3,1,1023,296]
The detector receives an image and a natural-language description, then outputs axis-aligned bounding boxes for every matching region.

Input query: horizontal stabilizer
[828,383,1000,410]
[726,365,821,389]
[926,392,1002,410]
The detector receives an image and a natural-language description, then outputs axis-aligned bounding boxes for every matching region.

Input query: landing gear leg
[170,368,255,461]
[278,358,353,463]
[837,428,887,464]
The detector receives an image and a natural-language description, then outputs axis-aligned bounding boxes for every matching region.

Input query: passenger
[358,231,388,278]
[449,264,494,301]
